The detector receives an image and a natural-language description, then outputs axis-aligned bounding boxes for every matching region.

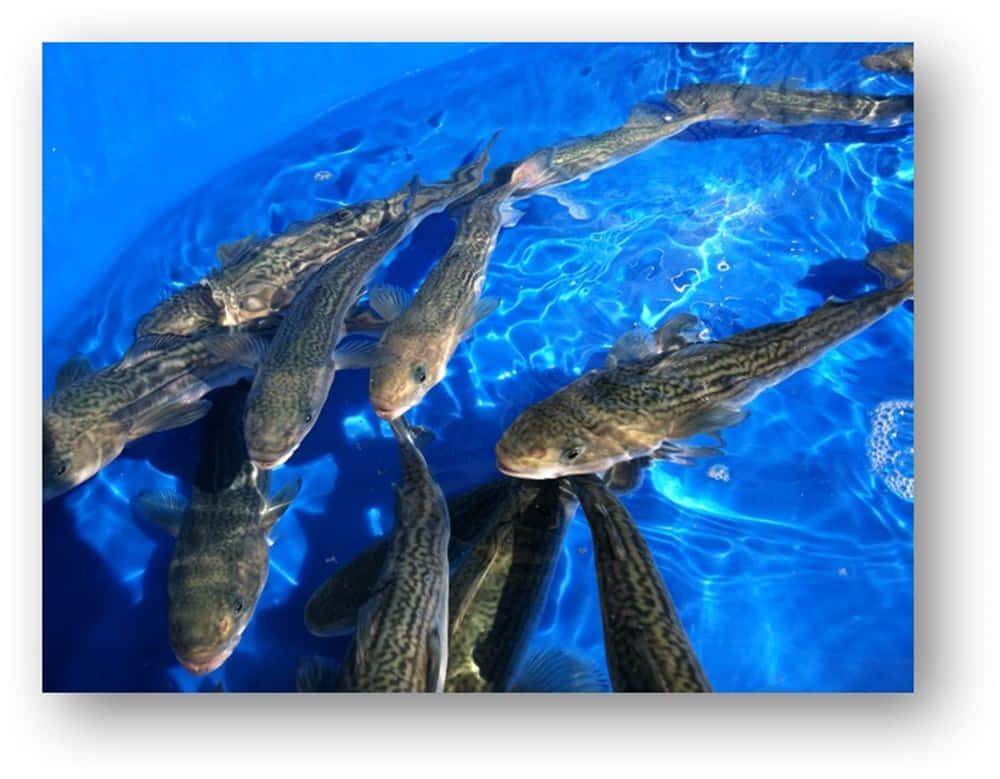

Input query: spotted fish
[336,416,450,692]
[496,242,914,479]
[861,45,914,76]
[569,474,711,692]
[131,382,301,675]
[43,330,265,502]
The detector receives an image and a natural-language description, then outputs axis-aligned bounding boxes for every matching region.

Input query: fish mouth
[495,452,556,480]
[372,403,402,421]
[176,646,234,676]
[249,448,294,470]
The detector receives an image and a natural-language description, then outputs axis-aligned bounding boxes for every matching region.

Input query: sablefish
[860,45,914,76]
[135,166,466,337]
[569,474,711,692]
[131,382,301,675]
[663,82,913,127]
[445,478,576,692]
[214,135,498,469]
[336,416,451,692]
[43,330,267,502]
[495,242,913,480]
[366,154,517,420]
[303,476,512,638]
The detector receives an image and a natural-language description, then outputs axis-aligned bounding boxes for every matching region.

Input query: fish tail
[870,94,914,124]
[865,242,913,294]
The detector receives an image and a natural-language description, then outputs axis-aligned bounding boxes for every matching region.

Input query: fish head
[495,392,631,479]
[135,284,220,337]
[368,337,449,421]
[167,582,258,676]
[43,412,109,501]
[242,364,332,469]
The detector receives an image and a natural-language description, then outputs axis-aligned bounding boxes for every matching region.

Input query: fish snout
[177,648,233,676]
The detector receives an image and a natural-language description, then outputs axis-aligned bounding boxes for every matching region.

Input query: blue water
[42,42,913,692]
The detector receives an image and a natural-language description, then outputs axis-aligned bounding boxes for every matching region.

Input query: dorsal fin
[216,234,257,267]
[54,355,94,391]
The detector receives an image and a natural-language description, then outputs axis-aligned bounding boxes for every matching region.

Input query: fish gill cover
[42,42,912,692]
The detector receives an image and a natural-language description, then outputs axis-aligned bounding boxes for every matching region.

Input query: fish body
[132,383,300,675]
[509,105,706,197]
[861,45,914,76]
[367,154,512,420]
[43,331,260,501]
[445,478,576,692]
[232,146,494,468]
[663,82,913,127]
[135,182,418,337]
[337,417,451,692]
[496,243,913,479]
[570,475,711,692]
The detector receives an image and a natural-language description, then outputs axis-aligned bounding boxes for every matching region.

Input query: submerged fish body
[368,155,513,420]
[570,475,711,692]
[861,45,914,76]
[496,244,914,479]
[135,182,418,337]
[337,417,451,692]
[509,104,706,198]
[663,82,913,128]
[445,478,576,692]
[43,332,261,502]
[228,145,495,468]
[133,383,301,675]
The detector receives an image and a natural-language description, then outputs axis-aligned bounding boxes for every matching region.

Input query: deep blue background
[42,42,913,692]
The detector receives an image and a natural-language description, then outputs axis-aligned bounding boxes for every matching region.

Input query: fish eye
[561,445,584,463]
[304,411,313,424]
[232,596,245,616]
[413,365,427,384]
[53,460,69,477]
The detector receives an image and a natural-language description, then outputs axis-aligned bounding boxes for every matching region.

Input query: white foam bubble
[867,399,914,501]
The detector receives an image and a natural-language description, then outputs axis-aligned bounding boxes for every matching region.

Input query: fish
[495,242,914,479]
[507,103,707,199]
[663,81,913,127]
[43,330,267,502]
[213,139,496,469]
[861,45,914,76]
[366,150,514,420]
[131,382,301,675]
[135,174,424,337]
[303,476,512,637]
[336,416,451,692]
[569,474,711,692]
[445,478,576,692]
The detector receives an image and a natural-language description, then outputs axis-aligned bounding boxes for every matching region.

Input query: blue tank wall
[41,42,481,337]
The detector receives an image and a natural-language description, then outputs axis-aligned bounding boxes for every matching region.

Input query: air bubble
[313,170,333,182]
[867,399,914,501]
[707,464,730,482]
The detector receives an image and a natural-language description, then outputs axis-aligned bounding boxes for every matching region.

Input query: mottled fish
[43,330,264,502]
[336,416,451,692]
[496,242,914,479]
[663,82,913,127]
[131,382,301,675]
[860,45,914,76]
[569,474,711,692]
[214,140,496,469]
[446,478,576,692]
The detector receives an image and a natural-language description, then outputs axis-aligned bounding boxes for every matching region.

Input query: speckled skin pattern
[243,148,493,468]
[860,45,914,76]
[570,474,711,692]
[496,268,914,480]
[336,418,451,692]
[445,478,576,692]
[43,332,254,501]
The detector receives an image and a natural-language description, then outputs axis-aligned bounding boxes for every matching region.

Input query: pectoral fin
[332,338,390,370]
[129,399,212,439]
[303,541,390,637]
[508,648,611,693]
[131,489,188,537]
[602,457,652,494]
[119,334,191,369]
[653,313,701,354]
[202,331,270,369]
[262,477,303,530]
[368,284,413,322]
[460,297,500,334]
[295,655,340,693]
[54,355,94,391]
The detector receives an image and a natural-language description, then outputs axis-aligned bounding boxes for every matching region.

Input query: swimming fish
[213,138,496,469]
[366,153,515,420]
[336,416,451,692]
[43,330,265,502]
[131,382,301,675]
[508,103,708,200]
[663,82,913,127]
[446,478,576,692]
[495,242,914,479]
[303,476,511,637]
[860,45,914,76]
[569,474,711,692]
[135,172,437,337]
